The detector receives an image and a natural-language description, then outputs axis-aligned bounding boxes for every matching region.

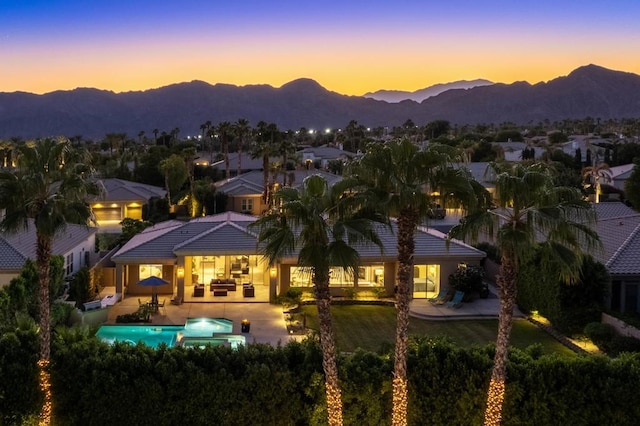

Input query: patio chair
[428,289,450,305]
[444,291,465,309]
[170,296,182,306]
[157,299,166,314]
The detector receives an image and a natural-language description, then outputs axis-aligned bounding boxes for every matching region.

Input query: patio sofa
[210,278,237,292]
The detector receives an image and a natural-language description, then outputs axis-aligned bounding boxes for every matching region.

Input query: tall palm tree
[449,162,600,425]
[354,138,485,426]
[277,131,297,186]
[251,174,383,426]
[250,121,280,207]
[0,137,101,423]
[234,118,250,177]
[152,128,159,144]
[581,162,612,203]
[217,122,233,179]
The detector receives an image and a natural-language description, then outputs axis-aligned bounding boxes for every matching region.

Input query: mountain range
[363,79,494,103]
[1,64,640,140]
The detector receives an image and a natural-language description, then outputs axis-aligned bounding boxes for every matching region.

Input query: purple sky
[2,0,639,95]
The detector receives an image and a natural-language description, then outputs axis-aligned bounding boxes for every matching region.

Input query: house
[215,170,343,215]
[210,153,272,177]
[590,202,640,313]
[0,220,97,286]
[109,212,485,304]
[299,145,358,169]
[89,178,166,231]
[608,163,635,191]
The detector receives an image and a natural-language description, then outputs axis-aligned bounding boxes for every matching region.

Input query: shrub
[448,264,485,298]
[69,267,98,309]
[584,322,616,346]
[342,288,356,300]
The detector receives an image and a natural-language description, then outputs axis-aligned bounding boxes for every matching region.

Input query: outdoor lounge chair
[444,291,465,309]
[170,296,182,305]
[428,289,450,305]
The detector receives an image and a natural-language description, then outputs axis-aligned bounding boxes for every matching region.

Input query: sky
[2,0,640,96]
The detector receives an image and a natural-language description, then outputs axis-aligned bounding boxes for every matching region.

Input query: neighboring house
[110,212,485,304]
[0,220,97,286]
[609,163,635,191]
[89,178,166,231]
[591,202,640,314]
[210,153,278,177]
[299,145,357,169]
[215,170,343,215]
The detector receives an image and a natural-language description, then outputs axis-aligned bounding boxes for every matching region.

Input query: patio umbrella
[138,276,169,302]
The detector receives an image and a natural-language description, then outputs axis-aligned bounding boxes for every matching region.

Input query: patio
[100,283,509,346]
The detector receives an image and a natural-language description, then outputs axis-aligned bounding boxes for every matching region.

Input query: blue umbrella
[138,276,169,302]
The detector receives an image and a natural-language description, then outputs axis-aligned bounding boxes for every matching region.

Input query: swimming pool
[96,318,245,349]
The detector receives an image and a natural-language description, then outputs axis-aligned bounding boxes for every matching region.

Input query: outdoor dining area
[138,295,166,314]
[137,276,169,314]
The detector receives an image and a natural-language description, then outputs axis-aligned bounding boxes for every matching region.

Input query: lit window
[139,264,163,280]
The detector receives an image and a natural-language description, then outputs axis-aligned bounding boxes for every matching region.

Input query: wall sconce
[270,267,277,278]
[177,267,184,278]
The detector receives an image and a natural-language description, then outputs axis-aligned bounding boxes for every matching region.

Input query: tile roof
[606,225,640,275]
[92,178,166,203]
[111,212,484,264]
[215,170,343,195]
[0,220,97,269]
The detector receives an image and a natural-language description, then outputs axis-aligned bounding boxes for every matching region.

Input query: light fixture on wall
[270,267,277,278]
[177,267,184,278]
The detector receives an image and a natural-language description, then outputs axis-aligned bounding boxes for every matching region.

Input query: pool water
[96,317,245,349]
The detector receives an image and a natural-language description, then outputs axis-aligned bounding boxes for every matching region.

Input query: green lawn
[300,304,576,356]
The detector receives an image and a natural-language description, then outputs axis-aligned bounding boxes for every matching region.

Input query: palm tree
[152,128,159,144]
[449,162,600,425]
[217,122,233,179]
[250,121,280,207]
[354,138,484,425]
[181,146,197,216]
[234,118,250,177]
[277,131,297,186]
[0,137,101,423]
[251,174,383,426]
[581,162,612,203]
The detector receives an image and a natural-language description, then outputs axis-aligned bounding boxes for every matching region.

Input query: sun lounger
[428,289,450,305]
[445,291,465,309]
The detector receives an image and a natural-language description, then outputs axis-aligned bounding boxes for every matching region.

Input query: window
[412,264,440,298]
[139,264,163,280]
[65,253,74,275]
[241,199,253,213]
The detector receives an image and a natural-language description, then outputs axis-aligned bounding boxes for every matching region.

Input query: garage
[93,207,122,222]
[126,205,143,220]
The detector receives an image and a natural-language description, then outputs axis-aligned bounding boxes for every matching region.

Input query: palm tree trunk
[224,137,230,180]
[237,137,243,177]
[262,156,270,205]
[314,269,343,426]
[36,233,52,360]
[484,254,517,426]
[36,232,53,424]
[392,209,417,426]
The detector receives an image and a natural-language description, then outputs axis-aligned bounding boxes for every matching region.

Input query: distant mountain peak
[364,79,494,103]
[280,78,325,91]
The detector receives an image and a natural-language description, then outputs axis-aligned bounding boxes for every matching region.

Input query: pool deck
[103,283,515,347]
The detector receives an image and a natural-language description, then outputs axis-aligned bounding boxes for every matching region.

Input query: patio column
[176,258,185,300]
[115,264,124,297]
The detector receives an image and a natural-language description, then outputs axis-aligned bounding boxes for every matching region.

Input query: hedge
[37,335,640,425]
